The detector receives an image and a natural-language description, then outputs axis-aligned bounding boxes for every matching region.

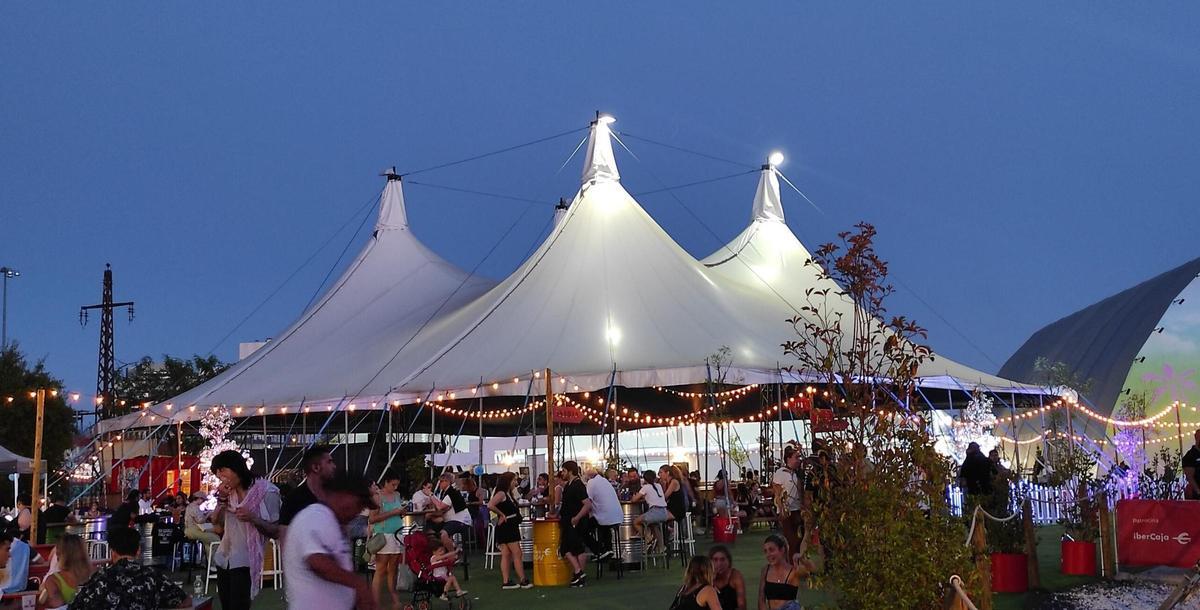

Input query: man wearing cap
[183,491,219,545]
[283,472,379,610]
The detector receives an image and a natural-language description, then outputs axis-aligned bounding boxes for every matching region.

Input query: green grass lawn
[186,525,1091,609]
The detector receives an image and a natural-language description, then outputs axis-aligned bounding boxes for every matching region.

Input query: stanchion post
[971,507,993,610]
[1022,497,1040,589]
[1097,491,1115,578]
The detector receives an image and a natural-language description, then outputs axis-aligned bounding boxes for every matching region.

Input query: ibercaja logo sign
[1118,500,1200,568]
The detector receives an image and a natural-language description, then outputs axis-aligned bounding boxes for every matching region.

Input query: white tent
[701,160,1031,394]
[133,170,496,413]
[0,444,42,475]
[100,116,1041,433]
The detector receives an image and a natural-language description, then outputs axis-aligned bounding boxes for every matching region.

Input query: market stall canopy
[0,444,43,475]
[101,115,1047,433]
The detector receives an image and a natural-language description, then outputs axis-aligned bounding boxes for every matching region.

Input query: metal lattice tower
[759,386,775,475]
[80,263,134,419]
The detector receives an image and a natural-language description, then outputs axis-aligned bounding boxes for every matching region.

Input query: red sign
[811,408,848,433]
[789,396,813,416]
[1117,499,1200,568]
[551,405,585,425]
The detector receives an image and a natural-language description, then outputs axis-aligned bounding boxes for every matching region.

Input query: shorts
[641,506,669,524]
[432,519,472,541]
[495,520,521,545]
[378,531,404,555]
[559,519,589,557]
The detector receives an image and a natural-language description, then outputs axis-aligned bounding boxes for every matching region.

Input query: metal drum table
[618,502,645,568]
[531,517,571,586]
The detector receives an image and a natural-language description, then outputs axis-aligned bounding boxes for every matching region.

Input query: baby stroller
[402,532,471,610]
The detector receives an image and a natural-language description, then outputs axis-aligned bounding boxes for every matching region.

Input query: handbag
[365,532,387,555]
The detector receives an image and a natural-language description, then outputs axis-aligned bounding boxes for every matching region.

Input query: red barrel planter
[990,553,1029,593]
[1061,540,1097,576]
[712,516,737,543]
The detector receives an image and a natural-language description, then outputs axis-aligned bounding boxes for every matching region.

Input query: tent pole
[176,421,183,494]
[530,374,538,478]
[478,379,484,470]
[387,404,393,478]
[430,400,436,480]
[545,368,555,483]
[30,389,46,540]
[262,407,269,479]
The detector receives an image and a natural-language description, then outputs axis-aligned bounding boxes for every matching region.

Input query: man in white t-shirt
[584,467,623,560]
[771,446,805,557]
[284,473,379,610]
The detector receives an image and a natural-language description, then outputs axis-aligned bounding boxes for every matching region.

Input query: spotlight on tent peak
[581,112,620,186]
[767,151,785,168]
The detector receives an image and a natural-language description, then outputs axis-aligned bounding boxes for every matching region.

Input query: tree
[0,344,78,476]
[783,223,971,609]
[1032,358,1097,484]
[197,406,252,506]
[938,388,999,464]
[111,354,228,415]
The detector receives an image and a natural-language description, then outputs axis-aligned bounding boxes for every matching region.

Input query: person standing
[11,495,32,542]
[1183,430,1200,500]
[557,461,592,587]
[958,442,994,498]
[757,534,805,610]
[209,450,281,610]
[670,556,722,610]
[109,490,139,531]
[137,490,154,516]
[487,472,531,589]
[367,470,406,609]
[771,447,805,559]
[584,466,621,561]
[282,473,378,610]
[244,445,336,543]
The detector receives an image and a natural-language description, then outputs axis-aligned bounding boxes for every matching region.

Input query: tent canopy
[0,444,42,475]
[99,116,1046,434]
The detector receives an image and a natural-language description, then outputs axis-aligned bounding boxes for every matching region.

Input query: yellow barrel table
[532,517,572,586]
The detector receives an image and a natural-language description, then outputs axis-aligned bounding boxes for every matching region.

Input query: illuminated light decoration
[235,406,243,414]
[5,397,11,403]
[258,407,265,414]
[348,403,356,411]
[653,384,760,399]
[70,393,80,401]
[370,402,377,408]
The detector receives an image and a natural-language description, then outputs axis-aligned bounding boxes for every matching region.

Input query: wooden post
[176,421,183,494]
[971,506,993,610]
[1097,491,1116,578]
[545,368,554,478]
[30,389,46,540]
[1023,498,1040,589]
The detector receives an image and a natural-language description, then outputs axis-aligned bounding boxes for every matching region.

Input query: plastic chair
[86,539,109,562]
[669,513,695,568]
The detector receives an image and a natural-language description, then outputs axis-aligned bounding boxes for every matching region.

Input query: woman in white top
[631,470,670,552]
[209,450,280,610]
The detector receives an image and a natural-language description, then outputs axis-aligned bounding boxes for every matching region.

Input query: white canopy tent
[0,444,41,475]
[99,116,1043,433]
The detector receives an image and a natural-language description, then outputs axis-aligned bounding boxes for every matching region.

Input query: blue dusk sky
[1,3,1196,404]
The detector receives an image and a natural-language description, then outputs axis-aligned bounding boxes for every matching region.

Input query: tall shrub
[783,223,972,608]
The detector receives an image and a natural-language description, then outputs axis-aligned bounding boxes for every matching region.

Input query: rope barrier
[964,504,1019,547]
[948,575,979,610]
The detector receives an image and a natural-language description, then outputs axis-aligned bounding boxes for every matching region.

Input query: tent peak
[376,168,408,230]
[752,158,785,223]
[581,113,620,186]
[553,197,570,226]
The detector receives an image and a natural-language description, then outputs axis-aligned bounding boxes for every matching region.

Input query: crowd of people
[0,439,847,610]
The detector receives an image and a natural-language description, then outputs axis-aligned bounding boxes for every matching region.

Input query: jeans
[216,566,252,610]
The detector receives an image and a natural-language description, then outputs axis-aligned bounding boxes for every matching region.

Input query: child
[430,538,468,600]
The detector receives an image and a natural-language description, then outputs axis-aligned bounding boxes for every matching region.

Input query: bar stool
[86,539,109,562]
[261,539,283,590]
[643,522,668,569]
[595,525,623,580]
[203,541,220,594]
[483,522,501,570]
[667,513,695,568]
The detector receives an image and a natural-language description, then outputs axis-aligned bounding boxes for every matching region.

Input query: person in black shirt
[557,460,593,587]
[38,494,75,544]
[958,442,994,497]
[1182,430,1200,500]
[110,490,141,531]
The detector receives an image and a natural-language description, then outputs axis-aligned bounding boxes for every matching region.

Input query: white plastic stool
[261,539,283,590]
[86,539,109,562]
[484,522,501,570]
[203,541,220,594]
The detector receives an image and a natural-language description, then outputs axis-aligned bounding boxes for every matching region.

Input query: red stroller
[402,532,472,610]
